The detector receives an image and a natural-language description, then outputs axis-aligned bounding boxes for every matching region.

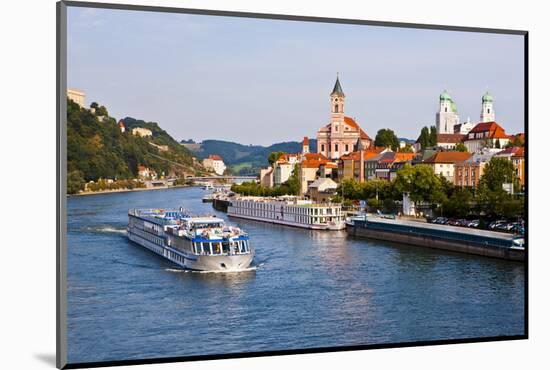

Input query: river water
[67,186,525,364]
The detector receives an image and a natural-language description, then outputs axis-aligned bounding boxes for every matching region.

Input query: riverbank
[347,216,525,262]
[71,184,195,196]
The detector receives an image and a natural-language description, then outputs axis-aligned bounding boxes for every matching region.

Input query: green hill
[181,139,317,175]
[67,99,202,193]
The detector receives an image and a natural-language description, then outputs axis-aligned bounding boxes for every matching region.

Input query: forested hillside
[67,99,202,193]
[182,138,317,175]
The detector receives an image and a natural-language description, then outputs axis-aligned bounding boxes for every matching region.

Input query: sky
[67,6,525,145]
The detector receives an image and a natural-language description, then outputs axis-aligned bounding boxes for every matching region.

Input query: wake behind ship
[127,208,254,271]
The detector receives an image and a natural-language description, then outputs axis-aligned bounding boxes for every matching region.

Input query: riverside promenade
[347,216,525,262]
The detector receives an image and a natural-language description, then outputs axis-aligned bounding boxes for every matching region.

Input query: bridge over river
[143,176,257,188]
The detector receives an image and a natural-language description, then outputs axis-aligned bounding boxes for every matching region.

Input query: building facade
[424,151,472,182]
[463,121,510,153]
[67,88,86,108]
[454,150,495,188]
[202,155,226,175]
[132,127,153,137]
[316,76,372,160]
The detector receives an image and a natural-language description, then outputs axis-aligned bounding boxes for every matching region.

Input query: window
[334,105,339,113]
[321,144,325,152]
[345,144,349,152]
[335,144,339,152]
[445,107,448,112]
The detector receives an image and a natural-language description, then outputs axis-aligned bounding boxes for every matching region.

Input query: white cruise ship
[227,197,345,230]
[127,208,254,271]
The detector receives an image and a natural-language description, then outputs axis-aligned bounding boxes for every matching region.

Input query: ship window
[222,242,230,254]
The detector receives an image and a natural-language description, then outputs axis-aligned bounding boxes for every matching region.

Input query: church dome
[439,90,452,102]
[482,91,493,103]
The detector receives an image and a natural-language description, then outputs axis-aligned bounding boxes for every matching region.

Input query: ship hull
[227,212,345,230]
[127,227,254,271]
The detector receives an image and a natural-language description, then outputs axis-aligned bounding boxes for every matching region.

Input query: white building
[463,121,510,153]
[132,127,153,137]
[436,90,460,134]
[454,117,475,134]
[480,92,495,122]
[272,153,300,186]
[203,155,226,175]
[67,88,86,108]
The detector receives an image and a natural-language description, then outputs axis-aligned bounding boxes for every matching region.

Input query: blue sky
[67,6,525,145]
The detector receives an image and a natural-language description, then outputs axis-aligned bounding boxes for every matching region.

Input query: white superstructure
[228,197,345,230]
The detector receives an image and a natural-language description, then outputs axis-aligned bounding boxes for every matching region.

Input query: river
[67,186,525,364]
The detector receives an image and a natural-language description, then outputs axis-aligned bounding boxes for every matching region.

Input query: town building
[259,167,274,188]
[298,153,331,194]
[454,150,495,188]
[202,155,226,175]
[132,127,153,138]
[307,178,338,203]
[463,121,510,153]
[436,133,466,150]
[374,152,416,180]
[67,88,86,108]
[480,92,495,122]
[436,90,460,134]
[272,153,301,186]
[454,118,475,134]
[495,146,525,188]
[316,76,372,160]
[338,148,386,182]
[138,165,157,180]
[424,151,472,182]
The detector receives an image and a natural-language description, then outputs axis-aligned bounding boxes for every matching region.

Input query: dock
[347,216,525,262]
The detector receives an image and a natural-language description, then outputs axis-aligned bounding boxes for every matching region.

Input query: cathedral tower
[436,90,460,134]
[480,92,495,122]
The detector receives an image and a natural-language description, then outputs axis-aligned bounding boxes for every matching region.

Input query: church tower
[436,90,460,134]
[480,92,495,122]
[330,75,345,135]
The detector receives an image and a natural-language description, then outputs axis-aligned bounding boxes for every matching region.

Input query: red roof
[344,116,371,140]
[340,151,381,161]
[497,146,525,157]
[208,155,223,161]
[425,151,472,164]
[304,153,328,161]
[437,133,465,143]
[466,121,508,139]
[303,136,309,146]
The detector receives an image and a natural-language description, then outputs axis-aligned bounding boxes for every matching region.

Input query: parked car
[467,219,480,228]
[434,217,448,225]
[489,220,507,229]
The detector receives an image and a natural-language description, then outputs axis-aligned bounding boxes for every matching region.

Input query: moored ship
[227,197,345,230]
[127,208,254,271]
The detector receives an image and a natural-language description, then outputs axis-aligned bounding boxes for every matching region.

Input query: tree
[67,170,85,194]
[374,129,399,151]
[399,144,414,153]
[268,151,285,166]
[429,126,438,147]
[90,102,99,109]
[443,188,473,218]
[418,126,430,149]
[455,142,468,152]
[393,164,443,204]
[285,164,301,195]
[506,135,524,148]
[479,157,516,192]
